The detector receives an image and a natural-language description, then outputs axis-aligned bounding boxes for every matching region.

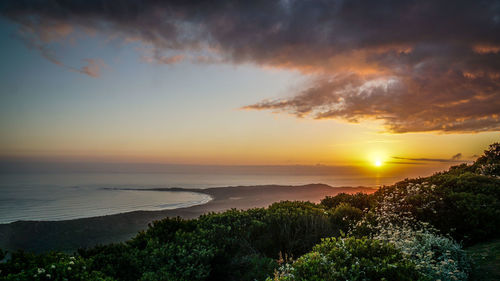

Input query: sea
[0,171,401,224]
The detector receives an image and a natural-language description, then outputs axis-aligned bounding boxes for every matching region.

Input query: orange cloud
[77,59,106,78]
[473,44,500,54]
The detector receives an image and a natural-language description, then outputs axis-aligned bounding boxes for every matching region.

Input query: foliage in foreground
[466,239,500,281]
[268,237,424,281]
[1,202,359,281]
[352,182,471,281]
[0,252,114,281]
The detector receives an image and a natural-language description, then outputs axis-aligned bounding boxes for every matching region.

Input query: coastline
[0,184,375,253]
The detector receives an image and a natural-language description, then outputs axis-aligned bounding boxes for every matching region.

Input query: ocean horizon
[0,171,398,224]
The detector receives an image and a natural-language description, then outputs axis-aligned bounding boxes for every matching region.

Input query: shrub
[373,173,500,244]
[79,243,142,281]
[353,185,472,281]
[321,192,375,210]
[268,237,423,281]
[137,230,216,281]
[328,203,363,231]
[261,201,339,258]
[472,142,500,177]
[0,251,114,281]
[77,202,348,281]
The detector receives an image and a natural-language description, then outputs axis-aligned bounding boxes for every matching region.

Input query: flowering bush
[267,237,423,281]
[375,172,500,244]
[473,142,500,177]
[353,182,471,281]
[371,222,471,281]
[0,252,114,280]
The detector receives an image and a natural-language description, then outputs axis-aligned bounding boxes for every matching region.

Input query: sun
[367,150,387,168]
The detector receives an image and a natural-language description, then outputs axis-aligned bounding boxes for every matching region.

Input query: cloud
[1,0,500,132]
[9,16,105,77]
[392,153,466,163]
[77,58,106,78]
[153,54,184,65]
[140,52,185,65]
[451,153,462,161]
[385,161,426,165]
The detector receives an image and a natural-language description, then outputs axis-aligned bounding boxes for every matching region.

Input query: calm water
[0,172,398,224]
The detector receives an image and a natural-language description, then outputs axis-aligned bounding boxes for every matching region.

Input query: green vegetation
[0,252,113,280]
[269,237,423,281]
[1,143,499,280]
[467,239,500,281]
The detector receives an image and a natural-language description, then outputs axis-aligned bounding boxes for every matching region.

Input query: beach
[0,184,375,253]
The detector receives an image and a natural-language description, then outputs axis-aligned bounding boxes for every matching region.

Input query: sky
[0,0,499,179]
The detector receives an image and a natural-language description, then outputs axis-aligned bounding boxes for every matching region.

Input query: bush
[321,192,375,210]
[373,173,500,244]
[79,243,142,281]
[77,202,350,281]
[353,184,472,281]
[472,142,500,177]
[0,251,114,281]
[328,203,363,232]
[268,237,423,281]
[261,201,339,258]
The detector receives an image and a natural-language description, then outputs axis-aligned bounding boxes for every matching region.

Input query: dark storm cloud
[1,0,500,132]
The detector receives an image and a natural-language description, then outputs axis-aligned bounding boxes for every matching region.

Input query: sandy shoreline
[0,184,375,253]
